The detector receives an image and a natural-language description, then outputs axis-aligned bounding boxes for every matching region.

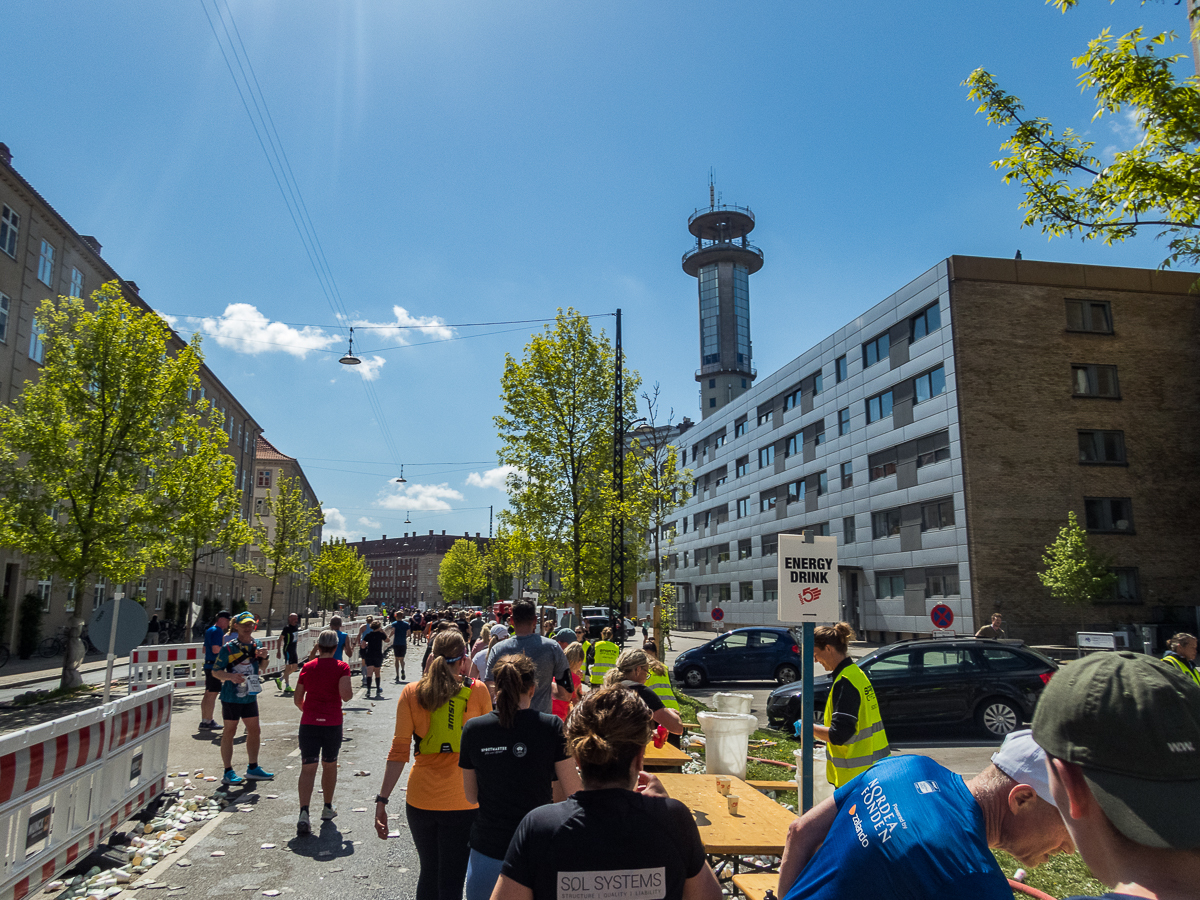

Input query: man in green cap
[1032,651,1200,899]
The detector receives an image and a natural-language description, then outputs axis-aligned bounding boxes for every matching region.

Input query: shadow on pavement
[286,820,355,859]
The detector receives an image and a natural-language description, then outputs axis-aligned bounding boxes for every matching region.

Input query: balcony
[682,241,764,276]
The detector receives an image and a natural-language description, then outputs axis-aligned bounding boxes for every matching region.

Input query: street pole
[800,529,815,811]
[102,592,124,705]
[609,308,624,641]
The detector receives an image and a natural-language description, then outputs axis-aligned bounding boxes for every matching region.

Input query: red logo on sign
[798,587,822,605]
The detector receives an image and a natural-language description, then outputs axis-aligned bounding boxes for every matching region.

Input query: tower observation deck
[683,199,763,418]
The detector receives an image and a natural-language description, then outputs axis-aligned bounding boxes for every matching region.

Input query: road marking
[287,747,301,757]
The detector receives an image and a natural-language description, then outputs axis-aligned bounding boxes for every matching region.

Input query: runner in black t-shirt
[459,655,582,900]
[389,612,410,683]
[359,621,388,698]
[491,685,720,900]
[276,613,301,694]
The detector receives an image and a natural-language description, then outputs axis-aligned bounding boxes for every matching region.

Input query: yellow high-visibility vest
[589,641,619,685]
[644,671,679,711]
[824,662,889,787]
[1162,653,1200,687]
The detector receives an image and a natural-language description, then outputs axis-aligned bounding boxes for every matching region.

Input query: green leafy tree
[343,551,370,613]
[485,528,516,603]
[310,539,342,622]
[439,539,487,606]
[0,283,202,688]
[495,309,639,617]
[1038,511,1119,613]
[657,582,677,651]
[626,384,691,652]
[241,474,322,635]
[159,404,255,637]
[965,1,1200,276]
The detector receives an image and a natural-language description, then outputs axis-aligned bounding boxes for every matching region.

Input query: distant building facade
[0,141,265,642]
[246,436,323,627]
[638,254,1200,648]
[353,531,491,610]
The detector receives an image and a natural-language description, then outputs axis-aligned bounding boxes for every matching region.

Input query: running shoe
[394,677,401,684]
[282,687,294,695]
[274,676,282,690]
[321,804,337,820]
[245,765,275,781]
[198,720,216,730]
[296,809,311,836]
[222,769,244,785]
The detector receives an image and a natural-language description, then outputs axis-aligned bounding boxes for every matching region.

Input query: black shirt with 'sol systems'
[459,709,567,860]
[502,788,707,900]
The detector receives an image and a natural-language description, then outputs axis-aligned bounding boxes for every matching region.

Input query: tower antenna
[709,168,715,209]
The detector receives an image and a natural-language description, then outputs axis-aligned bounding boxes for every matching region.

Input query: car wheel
[775,664,799,685]
[681,667,705,689]
[976,698,1021,738]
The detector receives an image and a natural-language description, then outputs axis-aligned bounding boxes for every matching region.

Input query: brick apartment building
[637,254,1200,648]
[353,531,491,611]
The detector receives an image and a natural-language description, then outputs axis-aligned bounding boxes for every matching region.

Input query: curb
[111,809,233,899]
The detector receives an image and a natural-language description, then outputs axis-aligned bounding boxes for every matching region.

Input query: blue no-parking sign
[931,604,954,630]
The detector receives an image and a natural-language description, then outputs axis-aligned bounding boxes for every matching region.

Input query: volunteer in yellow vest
[573,626,590,680]
[1162,632,1200,687]
[587,627,619,687]
[640,641,683,747]
[604,647,684,742]
[812,621,888,788]
[375,630,492,900]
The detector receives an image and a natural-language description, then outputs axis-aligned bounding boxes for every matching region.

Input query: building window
[1085,497,1134,533]
[714,432,725,449]
[1078,430,1126,465]
[811,522,831,537]
[838,407,851,436]
[785,433,800,458]
[1072,364,1120,398]
[863,331,890,368]
[762,534,778,556]
[38,576,52,612]
[872,508,901,539]
[1066,299,1112,334]
[759,445,775,468]
[875,573,905,599]
[866,390,893,423]
[709,398,716,408]
[811,371,823,395]
[37,240,55,287]
[843,516,856,543]
[734,417,747,438]
[920,499,955,531]
[736,497,749,518]
[717,546,730,564]
[738,539,752,560]
[784,387,800,411]
[840,461,853,489]
[835,355,848,383]
[917,431,951,466]
[914,366,946,404]
[0,205,19,257]
[257,469,272,488]
[0,293,8,343]
[760,493,776,513]
[816,470,828,495]
[869,447,897,481]
[70,267,83,299]
[757,407,773,427]
[910,302,942,342]
[1110,567,1139,602]
[925,566,960,598]
[739,582,754,603]
[733,264,751,366]
[763,579,778,602]
[787,480,805,504]
[700,264,720,365]
[735,455,748,478]
[29,318,45,364]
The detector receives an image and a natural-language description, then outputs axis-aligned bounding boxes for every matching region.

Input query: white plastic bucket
[713,692,754,715]
[697,711,759,779]
[793,747,836,807]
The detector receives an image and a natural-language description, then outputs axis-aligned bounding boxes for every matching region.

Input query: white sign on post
[777,534,839,623]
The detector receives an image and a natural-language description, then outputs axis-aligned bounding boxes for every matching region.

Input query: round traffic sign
[930,604,954,630]
[711,607,724,622]
[88,597,150,657]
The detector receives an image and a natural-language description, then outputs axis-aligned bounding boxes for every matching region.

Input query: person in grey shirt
[483,600,572,715]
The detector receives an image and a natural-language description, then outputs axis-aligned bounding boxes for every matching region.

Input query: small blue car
[672,627,803,688]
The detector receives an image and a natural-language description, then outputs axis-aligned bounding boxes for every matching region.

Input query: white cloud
[465,465,519,490]
[192,303,340,357]
[323,507,371,542]
[354,355,387,381]
[357,516,381,530]
[352,306,453,343]
[376,482,464,511]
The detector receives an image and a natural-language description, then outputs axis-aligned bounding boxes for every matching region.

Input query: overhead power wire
[156,312,609,331]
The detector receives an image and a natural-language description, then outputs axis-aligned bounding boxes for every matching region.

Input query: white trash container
[697,712,759,780]
[793,747,836,807]
[713,692,754,716]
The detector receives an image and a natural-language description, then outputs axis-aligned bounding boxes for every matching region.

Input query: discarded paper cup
[715,775,731,795]
[726,794,740,815]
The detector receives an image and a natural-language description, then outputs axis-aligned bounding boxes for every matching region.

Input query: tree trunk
[266,569,279,636]
[652,530,662,655]
[186,548,200,641]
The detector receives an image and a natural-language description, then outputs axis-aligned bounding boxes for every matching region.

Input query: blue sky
[1,1,1188,541]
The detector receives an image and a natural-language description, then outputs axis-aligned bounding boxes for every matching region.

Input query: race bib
[246,673,262,695]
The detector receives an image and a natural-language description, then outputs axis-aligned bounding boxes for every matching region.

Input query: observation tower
[683,186,763,418]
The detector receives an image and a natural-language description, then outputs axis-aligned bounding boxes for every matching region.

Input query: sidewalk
[0,652,121,690]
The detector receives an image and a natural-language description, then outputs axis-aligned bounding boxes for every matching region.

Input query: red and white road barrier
[0,683,173,900]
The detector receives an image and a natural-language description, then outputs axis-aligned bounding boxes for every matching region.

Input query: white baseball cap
[991,729,1056,808]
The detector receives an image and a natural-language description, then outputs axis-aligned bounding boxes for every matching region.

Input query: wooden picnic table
[731,872,779,900]
[643,739,692,770]
[657,773,796,883]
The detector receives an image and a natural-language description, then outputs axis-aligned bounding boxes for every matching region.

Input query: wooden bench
[745,780,796,792]
[731,872,779,900]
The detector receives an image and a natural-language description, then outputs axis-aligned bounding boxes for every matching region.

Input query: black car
[672,627,804,687]
[765,638,1058,738]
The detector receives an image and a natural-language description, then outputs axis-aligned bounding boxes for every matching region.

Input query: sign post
[778,531,839,812]
[89,594,148,703]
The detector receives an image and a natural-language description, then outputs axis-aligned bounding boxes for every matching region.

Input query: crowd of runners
[193,602,1200,900]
